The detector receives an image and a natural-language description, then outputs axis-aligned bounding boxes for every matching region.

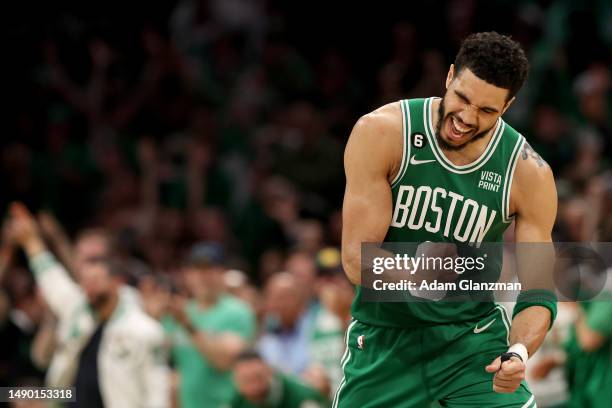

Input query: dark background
[0,0,611,404]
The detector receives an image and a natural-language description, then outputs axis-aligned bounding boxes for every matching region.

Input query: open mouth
[447,116,474,141]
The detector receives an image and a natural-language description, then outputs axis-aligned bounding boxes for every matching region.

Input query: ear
[445,65,455,89]
[501,96,516,115]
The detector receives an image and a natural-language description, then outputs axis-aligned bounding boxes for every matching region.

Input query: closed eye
[455,90,499,114]
[455,91,469,104]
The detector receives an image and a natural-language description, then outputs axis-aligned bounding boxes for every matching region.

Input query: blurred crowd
[1,0,612,407]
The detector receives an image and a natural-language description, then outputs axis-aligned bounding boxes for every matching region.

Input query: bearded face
[435,67,511,151]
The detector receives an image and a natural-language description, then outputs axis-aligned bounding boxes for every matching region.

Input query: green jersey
[163,296,256,408]
[564,293,612,407]
[352,97,525,328]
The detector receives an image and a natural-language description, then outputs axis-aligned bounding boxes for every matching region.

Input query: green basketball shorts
[333,306,536,407]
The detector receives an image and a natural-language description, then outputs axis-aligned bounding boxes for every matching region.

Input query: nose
[457,104,478,127]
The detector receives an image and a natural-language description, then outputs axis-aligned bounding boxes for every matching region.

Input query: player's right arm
[341,104,402,285]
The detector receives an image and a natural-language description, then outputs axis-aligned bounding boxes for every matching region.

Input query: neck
[431,98,497,166]
[97,291,119,321]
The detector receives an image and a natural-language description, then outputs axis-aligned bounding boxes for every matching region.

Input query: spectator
[285,250,318,305]
[163,244,256,408]
[2,2,612,406]
[527,301,576,407]
[259,272,344,394]
[526,264,612,407]
[225,350,328,408]
[268,101,344,213]
[0,269,46,386]
[285,249,347,390]
[5,202,169,408]
[259,272,310,375]
[315,248,353,326]
[73,228,115,272]
[562,272,612,407]
[223,269,262,318]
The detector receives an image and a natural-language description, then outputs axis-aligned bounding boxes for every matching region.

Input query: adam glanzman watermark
[370,252,522,292]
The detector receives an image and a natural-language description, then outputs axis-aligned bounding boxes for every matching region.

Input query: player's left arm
[510,141,558,357]
[486,141,558,393]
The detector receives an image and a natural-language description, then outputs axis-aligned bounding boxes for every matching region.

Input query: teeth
[452,117,470,133]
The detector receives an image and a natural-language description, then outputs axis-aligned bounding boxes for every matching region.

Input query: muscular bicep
[511,144,558,291]
[341,114,398,284]
[512,146,557,242]
[342,170,393,284]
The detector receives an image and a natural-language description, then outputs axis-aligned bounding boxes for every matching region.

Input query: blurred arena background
[1,0,611,407]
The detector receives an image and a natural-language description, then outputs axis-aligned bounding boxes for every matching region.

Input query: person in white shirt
[6,202,169,408]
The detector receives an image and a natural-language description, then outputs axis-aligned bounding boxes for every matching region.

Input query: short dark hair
[454,32,529,100]
[184,242,225,270]
[236,349,264,363]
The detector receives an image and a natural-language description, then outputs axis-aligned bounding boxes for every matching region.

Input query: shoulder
[219,295,255,318]
[511,139,557,215]
[348,102,403,152]
[352,101,403,136]
[513,140,555,190]
[345,101,404,178]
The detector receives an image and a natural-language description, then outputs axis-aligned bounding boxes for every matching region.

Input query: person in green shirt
[225,350,329,408]
[564,292,612,408]
[164,244,256,408]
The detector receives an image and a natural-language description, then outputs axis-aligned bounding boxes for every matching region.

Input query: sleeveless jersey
[351,97,526,328]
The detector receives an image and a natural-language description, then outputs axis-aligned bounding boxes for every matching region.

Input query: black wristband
[501,351,523,363]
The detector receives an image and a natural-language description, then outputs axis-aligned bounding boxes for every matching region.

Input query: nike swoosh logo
[473,318,496,334]
[409,155,436,165]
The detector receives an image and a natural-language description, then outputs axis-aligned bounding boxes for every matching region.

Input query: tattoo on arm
[521,142,545,167]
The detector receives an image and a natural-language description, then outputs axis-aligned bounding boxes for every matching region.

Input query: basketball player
[339,32,557,407]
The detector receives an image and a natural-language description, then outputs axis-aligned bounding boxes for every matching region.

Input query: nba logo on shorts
[357,335,365,350]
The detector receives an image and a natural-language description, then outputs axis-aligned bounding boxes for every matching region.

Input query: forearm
[182,323,238,370]
[343,243,455,289]
[27,251,82,318]
[191,332,229,369]
[343,246,415,286]
[509,306,551,358]
[23,235,47,258]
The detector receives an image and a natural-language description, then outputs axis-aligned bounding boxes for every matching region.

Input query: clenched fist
[485,355,526,393]
[6,202,46,256]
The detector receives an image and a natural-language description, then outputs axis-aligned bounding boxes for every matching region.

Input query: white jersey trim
[391,99,411,188]
[502,135,526,223]
[424,97,504,174]
[332,319,358,408]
